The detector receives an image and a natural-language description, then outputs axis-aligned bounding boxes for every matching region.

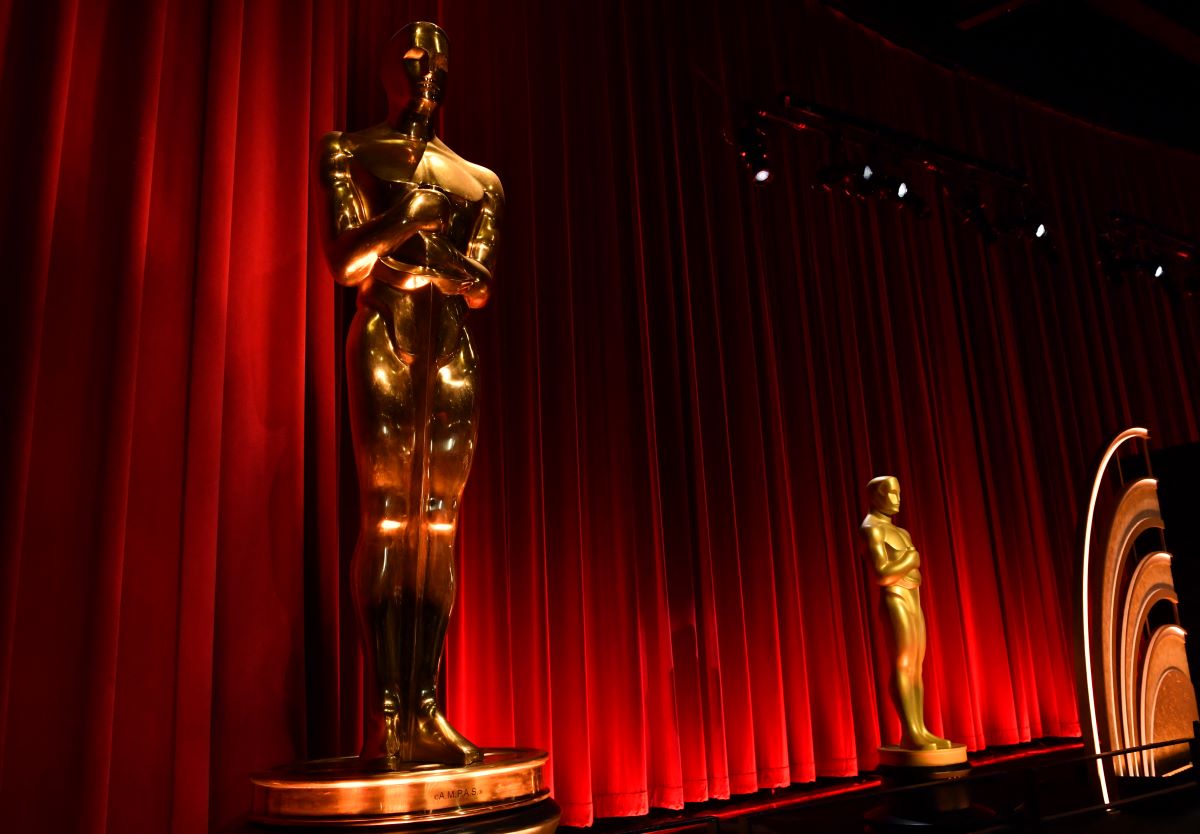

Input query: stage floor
[562,739,1200,834]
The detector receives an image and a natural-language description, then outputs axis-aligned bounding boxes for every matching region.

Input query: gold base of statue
[877,743,968,769]
[865,751,991,832]
[250,748,553,827]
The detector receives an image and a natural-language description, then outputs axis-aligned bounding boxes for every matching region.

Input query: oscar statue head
[868,475,901,516]
[383,21,449,130]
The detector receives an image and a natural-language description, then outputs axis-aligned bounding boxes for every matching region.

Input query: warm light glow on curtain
[3,0,1200,831]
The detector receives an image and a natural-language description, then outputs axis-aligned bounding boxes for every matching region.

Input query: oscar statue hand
[420,234,488,302]
[395,187,490,305]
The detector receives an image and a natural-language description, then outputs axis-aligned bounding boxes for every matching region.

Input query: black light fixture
[815,160,871,199]
[735,121,772,185]
[874,169,928,217]
[1097,213,1199,298]
[1016,218,1050,241]
[994,185,1052,246]
[814,151,928,216]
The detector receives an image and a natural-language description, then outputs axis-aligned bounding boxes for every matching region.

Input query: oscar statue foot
[916,732,954,751]
[410,699,483,766]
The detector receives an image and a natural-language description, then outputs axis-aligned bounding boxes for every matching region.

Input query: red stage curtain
[3,0,1199,831]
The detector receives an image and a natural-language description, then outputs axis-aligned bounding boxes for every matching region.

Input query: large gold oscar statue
[250,23,556,829]
[323,18,497,773]
[861,476,966,767]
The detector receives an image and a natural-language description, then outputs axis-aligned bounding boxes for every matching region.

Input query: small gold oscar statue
[861,476,967,767]
[250,23,557,830]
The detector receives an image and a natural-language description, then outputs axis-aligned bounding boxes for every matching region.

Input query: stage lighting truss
[748,95,1055,248]
[814,156,931,217]
[737,96,1197,302]
[1098,213,1199,298]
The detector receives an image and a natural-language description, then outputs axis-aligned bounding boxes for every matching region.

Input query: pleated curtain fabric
[2,0,1199,831]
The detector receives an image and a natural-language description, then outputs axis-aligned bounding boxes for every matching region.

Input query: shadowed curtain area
[2,0,1199,830]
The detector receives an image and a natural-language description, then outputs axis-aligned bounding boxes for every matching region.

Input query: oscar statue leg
[886,592,928,750]
[346,302,418,765]
[912,592,951,749]
[407,330,482,763]
[251,275,550,830]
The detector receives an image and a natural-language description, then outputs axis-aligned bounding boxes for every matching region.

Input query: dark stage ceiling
[830,0,1200,152]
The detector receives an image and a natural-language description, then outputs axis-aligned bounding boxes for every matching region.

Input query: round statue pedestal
[877,744,968,768]
[866,747,995,832]
[250,748,556,830]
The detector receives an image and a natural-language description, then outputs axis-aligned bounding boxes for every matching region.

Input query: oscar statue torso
[863,513,922,594]
[333,127,496,359]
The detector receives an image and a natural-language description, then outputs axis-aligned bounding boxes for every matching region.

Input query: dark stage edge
[560,739,1200,834]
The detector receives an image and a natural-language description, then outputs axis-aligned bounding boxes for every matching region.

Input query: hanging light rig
[1098,213,1199,297]
[813,153,930,218]
[746,96,1055,246]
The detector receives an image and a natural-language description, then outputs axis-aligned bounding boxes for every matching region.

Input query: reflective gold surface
[1099,477,1163,775]
[1119,551,1176,774]
[861,476,955,753]
[1139,626,1197,777]
[877,744,967,768]
[1079,426,1150,803]
[250,749,551,826]
[1095,477,1195,778]
[317,21,503,768]
[1081,429,1197,801]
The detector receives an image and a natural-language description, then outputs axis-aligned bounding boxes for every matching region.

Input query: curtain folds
[3,0,1199,831]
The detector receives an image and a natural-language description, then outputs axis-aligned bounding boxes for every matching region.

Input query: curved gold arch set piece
[1081,428,1198,807]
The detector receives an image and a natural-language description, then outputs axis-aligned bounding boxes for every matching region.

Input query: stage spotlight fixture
[815,160,928,217]
[987,183,1051,248]
[814,162,869,199]
[1020,215,1050,242]
[992,208,1048,245]
[736,122,772,185]
[882,175,927,215]
[1097,213,1200,297]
